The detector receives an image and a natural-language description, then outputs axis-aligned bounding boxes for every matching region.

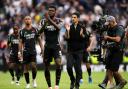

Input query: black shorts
[9,55,20,64]
[23,51,36,64]
[83,51,90,63]
[105,49,123,71]
[43,45,62,63]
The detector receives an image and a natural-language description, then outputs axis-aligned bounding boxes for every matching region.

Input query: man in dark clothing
[38,5,63,89]
[19,16,43,89]
[64,12,85,89]
[6,24,22,85]
[98,16,127,89]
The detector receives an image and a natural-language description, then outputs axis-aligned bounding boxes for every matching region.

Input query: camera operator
[99,16,127,89]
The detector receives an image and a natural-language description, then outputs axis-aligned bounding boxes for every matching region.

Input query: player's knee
[113,71,118,74]
[8,65,13,69]
[24,69,28,73]
[23,65,29,73]
[55,58,62,66]
[9,63,15,69]
[32,64,37,69]
[32,66,37,72]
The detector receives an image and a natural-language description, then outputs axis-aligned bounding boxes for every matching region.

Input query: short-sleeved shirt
[8,34,19,56]
[19,27,38,54]
[39,17,63,47]
[107,25,125,49]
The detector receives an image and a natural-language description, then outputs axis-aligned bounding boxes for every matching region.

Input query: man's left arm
[48,17,63,31]
[45,13,63,31]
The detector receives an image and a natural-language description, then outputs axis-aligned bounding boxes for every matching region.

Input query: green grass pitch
[0,71,128,89]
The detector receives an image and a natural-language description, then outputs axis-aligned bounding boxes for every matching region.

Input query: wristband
[18,52,21,55]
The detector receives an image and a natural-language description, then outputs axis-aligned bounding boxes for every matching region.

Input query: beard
[26,23,30,26]
[14,31,18,34]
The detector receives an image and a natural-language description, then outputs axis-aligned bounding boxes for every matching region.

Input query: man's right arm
[38,19,47,36]
[19,39,23,54]
[18,30,23,60]
[38,36,44,56]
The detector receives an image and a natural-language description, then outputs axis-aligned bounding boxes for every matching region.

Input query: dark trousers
[105,49,123,71]
[67,50,83,86]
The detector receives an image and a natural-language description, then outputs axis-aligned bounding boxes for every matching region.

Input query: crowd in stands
[0,0,128,57]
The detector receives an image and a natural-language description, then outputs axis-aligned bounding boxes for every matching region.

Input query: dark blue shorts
[9,55,20,64]
[83,51,90,63]
[23,51,36,64]
[43,45,62,63]
[105,49,123,71]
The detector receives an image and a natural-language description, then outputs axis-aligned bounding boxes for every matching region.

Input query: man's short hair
[48,5,57,10]
[72,12,80,18]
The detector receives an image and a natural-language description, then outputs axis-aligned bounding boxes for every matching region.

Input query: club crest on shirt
[45,25,56,31]
[25,33,35,39]
[12,39,19,44]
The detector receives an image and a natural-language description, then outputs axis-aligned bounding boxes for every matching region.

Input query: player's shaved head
[24,16,32,26]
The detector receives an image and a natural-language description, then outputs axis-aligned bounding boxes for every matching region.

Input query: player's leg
[98,74,108,89]
[84,52,92,83]
[113,51,127,89]
[23,52,31,88]
[14,56,22,85]
[67,53,75,89]
[99,51,112,89]
[54,57,62,89]
[113,73,120,85]
[24,63,30,88]
[15,63,22,85]
[85,63,92,83]
[106,69,115,89]
[29,54,37,88]
[8,63,15,84]
[99,72,120,89]
[74,52,83,89]
[30,61,37,88]
[98,69,114,89]
[113,71,127,89]
[44,60,51,89]
[44,46,52,89]
[53,46,62,89]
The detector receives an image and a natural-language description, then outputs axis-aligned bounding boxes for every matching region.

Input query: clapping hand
[44,12,50,20]
[65,24,70,31]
